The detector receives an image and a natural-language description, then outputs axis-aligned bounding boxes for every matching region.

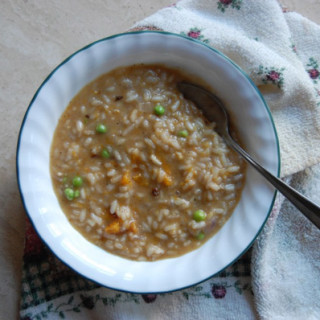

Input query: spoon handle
[226,136,320,229]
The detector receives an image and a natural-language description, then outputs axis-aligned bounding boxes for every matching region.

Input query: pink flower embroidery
[217,0,242,12]
[188,30,201,39]
[306,57,320,83]
[220,0,232,4]
[181,28,209,44]
[212,285,227,299]
[266,71,280,82]
[308,69,320,79]
[258,65,285,88]
[142,294,157,303]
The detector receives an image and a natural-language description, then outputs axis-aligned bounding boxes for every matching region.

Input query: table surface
[1,0,319,318]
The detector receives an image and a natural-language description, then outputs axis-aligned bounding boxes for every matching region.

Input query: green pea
[74,189,80,198]
[196,231,205,240]
[193,209,207,222]
[96,123,107,133]
[154,104,165,116]
[101,149,111,159]
[62,176,68,184]
[178,130,188,137]
[72,176,83,188]
[64,188,75,201]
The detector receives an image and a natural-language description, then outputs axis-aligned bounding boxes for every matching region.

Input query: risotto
[50,64,246,261]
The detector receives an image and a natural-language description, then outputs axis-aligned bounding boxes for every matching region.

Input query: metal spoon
[177,82,320,229]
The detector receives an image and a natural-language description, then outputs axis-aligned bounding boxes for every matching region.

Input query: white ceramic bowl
[17,31,280,293]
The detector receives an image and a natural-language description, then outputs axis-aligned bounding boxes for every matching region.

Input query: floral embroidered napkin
[20,0,320,319]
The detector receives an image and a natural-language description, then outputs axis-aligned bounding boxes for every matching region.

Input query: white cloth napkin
[252,166,320,320]
[20,1,320,319]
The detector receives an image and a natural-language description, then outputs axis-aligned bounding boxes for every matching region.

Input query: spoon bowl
[178,82,320,229]
[177,82,230,139]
